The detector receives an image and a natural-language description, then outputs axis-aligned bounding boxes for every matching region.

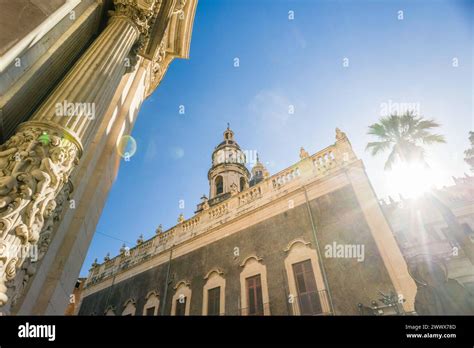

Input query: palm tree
[366,111,445,170]
[366,111,474,264]
[464,131,474,171]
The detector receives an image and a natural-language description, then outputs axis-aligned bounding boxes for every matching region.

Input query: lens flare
[385,162,442,198]
[117,135,137,159]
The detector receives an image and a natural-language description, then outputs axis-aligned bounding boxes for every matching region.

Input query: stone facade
[78,129,417,315]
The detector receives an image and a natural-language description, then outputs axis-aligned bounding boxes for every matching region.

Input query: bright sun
[385,162,443,199]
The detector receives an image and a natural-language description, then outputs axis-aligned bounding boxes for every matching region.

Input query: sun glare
[385,162,442,199]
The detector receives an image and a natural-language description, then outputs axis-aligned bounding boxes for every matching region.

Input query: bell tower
[208,126,250,199]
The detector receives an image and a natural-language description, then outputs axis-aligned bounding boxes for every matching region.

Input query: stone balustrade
[208,203,229,219]
[271,167,301,189]
[312,146,338,173]
[182,216,200,232]
[238,186,262,206]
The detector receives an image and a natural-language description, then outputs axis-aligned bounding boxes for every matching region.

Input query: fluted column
[0,0,159,305]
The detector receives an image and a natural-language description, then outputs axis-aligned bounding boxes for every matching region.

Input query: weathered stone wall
[79,185,396,315]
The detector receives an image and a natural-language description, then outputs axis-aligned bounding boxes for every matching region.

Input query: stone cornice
[141,0,198,98]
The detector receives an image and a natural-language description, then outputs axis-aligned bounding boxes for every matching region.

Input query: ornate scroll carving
[0,125,79,306]
[111,0,162,66]
[111,0,158,36]
[4,180,73,313]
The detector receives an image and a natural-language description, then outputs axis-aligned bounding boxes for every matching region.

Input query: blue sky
[80,0,473,276]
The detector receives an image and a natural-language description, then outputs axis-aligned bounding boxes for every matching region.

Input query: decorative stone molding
[149,32,170,84]
[145,289,159,299]
[334,127,356,164]
[230,183,238,196]
[208,203,228,219]
[204,268,224,280]
[110,0,161,38]
[284,238,311,253]
[5,179,73,312]
[173,280,190,290]
[173,0,187,14]
[110,0,163,70]
[238,186,262,206]
[239,255,263,268]
[299,147,310,160]
[0,125,79,305]
[182,216,199,232]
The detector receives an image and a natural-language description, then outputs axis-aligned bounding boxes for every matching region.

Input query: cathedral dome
[211,127,246,165]
[207,126,250,200]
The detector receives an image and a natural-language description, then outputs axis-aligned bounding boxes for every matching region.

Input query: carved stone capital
[111,0,161,38]
[0,124,79,305]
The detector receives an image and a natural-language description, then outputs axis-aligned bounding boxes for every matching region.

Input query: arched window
[215,176,223,195]
[240,177,246,192]
[284,239,330,315]
[143,291,160,316]
[122,299,136,316]
[171,281,192,316]
[104,306,116,316]
[239,256,270,315]
[202,269,226,315]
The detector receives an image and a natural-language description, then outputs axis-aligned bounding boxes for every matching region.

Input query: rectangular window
[175,297,187,316]
[145,307,155,316]
[292,259,322,315]
[246,275,264,315]
[207,287,221,315]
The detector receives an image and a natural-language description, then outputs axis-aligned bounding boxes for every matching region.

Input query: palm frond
[384,147,399,170]
[366,141,392,156]
[421,134,446,144]
[380,115,401,139]
[416,119,441,130]
[367,123,390,139]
